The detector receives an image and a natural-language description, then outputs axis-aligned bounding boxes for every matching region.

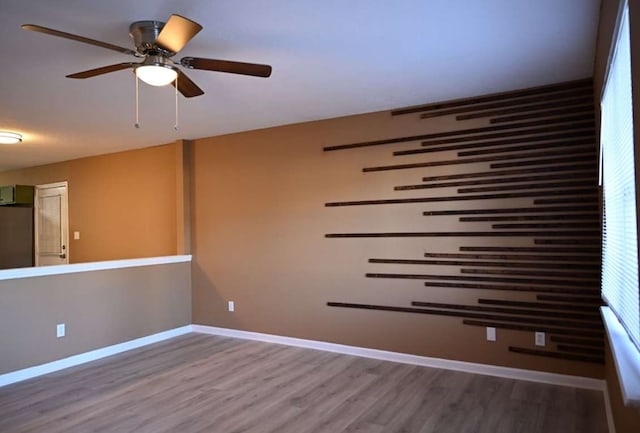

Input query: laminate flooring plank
[0,333,609,433]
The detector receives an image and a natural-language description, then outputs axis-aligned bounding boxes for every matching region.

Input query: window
[600,0,640,406]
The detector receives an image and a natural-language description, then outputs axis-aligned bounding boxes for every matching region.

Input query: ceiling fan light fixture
[135,64,177,86]
[0,131,22,144]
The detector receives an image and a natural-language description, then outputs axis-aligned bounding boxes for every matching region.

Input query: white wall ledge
[0,255,192,281]
[601,306,640,407]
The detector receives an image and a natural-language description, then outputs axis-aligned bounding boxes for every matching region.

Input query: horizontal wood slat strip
[461,214,598,222]
[463,319,603,338]
[425,205,598,216]
[326,230,599,238]
[550,336,604,347]
[327,189,598,207]
[398,172,594,191]
[477,299,598,312]
[396,130,595,156]
[370,258,596,270]
[456,96,594,120]
[391,78,592,116]
[536,294,603,303]
[508,346,603,364]
[456,139,595,157]
[460,268,600,280]
[490,107,595,124]
[458,180,595,194]
[535,239,601,245]
[491,222,599,229]
[326,302,601,329]
[460,246,601,254]
[365,147,595,172]
[410,301,600,321]
[490,155,597,169]
[424,252,599,262]
[423,281,596,295]
[324,120,594,152]
[534,197,598,205]
[421,164,595,182]
[419,90,594,119]
[366,272,595,288]
[556,344,604,355]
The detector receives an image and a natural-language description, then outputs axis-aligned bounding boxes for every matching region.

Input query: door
[34,182,69,266]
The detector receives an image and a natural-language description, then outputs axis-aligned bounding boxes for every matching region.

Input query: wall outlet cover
[228,301,235,312]
[486,327,496,341]
[535,331,545,346]
[56,323,65,338]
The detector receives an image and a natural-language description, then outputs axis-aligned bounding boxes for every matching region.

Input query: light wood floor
[0,333,608,433]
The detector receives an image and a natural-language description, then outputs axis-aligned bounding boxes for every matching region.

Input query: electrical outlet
[56,323,65,338]
[74,231,80,240]
[228,301,235,312]
[535,331,545,346]
[486,327,496,341]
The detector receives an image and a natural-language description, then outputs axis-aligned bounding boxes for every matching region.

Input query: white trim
[0,325,192,388]
[0,255,192,281]
[192,325,605,391]
[601,306,640,407]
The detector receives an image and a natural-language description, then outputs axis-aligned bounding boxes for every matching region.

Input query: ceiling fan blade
[171,69,204,98]
[66,62,137,79]
[21,24,138,56]
[155,15,202,54]
[181,57,272,78]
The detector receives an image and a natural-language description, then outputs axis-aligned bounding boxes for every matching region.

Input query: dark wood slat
[461,268,600,280]
[366,272,595,287]
[411,301,599,321]
[456,139,595,157]
[424,281,597,295]
[422,164,595,182]
[556,345,604,355]
[328,189,598,207]
[398,172,594,191]
[326,230,599,238]
[391,78,592,116]
[365,147,595,172]
[535,238,601,245]
[458,180,595,194]
[537,294,603,304]
[456,96,594,120]
[326,302,601,329]
[461,214,598,222]
[460,246,601,254]
[491,222,600,229]
[419,89,594,119]
[420,123,594,147]
[425,205,598,216]
[490,155,597,169]
[534,197,600,205]
[324,120,593,152]
[396,130,595,156]
[491,107,595,124]
[508,346,603,364]
[550,336,604,347]
[370,258,596,270]
[425,252,599,262]
[478,299,599,312]
[463,319,603,338]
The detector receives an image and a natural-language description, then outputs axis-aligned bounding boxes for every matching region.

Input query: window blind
[601,2,640,351]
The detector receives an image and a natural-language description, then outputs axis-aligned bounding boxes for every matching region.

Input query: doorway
[34,181,69,266]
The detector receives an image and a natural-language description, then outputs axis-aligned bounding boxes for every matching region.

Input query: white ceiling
[0,0,601,171]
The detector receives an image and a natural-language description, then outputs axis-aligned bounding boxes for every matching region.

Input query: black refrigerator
[0,206,34,269]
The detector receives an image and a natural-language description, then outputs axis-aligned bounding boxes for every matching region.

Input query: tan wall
[0,261,191,374]
[594,0,640,431]
[0,143,180,264]
[190,109,602,378]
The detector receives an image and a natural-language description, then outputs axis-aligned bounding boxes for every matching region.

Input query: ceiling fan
[21,14,272,98]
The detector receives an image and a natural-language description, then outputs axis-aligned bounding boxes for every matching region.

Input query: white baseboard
[0,325,192,388]
[192,324,606,391]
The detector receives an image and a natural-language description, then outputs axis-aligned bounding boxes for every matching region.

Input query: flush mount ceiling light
[0,131,22,144]
[135,56,178,86]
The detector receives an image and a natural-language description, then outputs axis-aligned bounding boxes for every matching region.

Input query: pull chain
[174,74,179,131]
[134,73,140,129]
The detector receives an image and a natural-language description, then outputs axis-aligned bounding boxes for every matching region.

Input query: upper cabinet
[0,185,34,205]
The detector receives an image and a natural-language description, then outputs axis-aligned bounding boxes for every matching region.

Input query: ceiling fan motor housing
[129,21,172,56]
